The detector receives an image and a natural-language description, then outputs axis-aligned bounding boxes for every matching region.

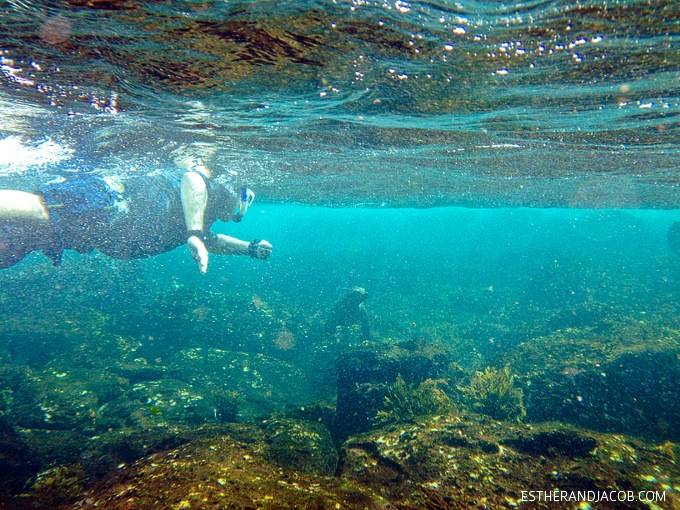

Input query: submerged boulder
[260,418,338,476]
[339,413,676,509]
[67,430,389,510]
[490,318,680,441]
[334,345,452,441]
[525,348,680,439]
[0,416,36,498]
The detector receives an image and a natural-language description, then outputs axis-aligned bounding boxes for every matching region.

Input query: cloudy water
[2,0,680,508]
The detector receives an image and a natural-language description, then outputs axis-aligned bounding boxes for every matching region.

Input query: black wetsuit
[0,171,240,268]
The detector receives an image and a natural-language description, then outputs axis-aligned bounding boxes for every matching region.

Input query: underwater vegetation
[376,374,454,425]
[30,465,87,508]
[459,366,526,421]
[210,388,243,423]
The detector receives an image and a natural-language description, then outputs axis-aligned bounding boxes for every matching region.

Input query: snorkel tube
[234,187,255,222]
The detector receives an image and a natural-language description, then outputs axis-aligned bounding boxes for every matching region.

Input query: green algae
[30,465,87,508]
[459,366,526,422]
[376,374,454,425]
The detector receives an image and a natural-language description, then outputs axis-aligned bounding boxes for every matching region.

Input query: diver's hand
[187,235,209,274]
[248,239,272,260]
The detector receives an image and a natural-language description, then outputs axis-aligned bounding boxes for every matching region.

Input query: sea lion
[325,287,371,342]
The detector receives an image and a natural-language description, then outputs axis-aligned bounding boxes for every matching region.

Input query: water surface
[1,0,679,207]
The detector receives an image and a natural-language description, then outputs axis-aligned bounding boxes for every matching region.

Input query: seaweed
[376,375,454,425]
[459,366,526,422]
[30,465,87,507]
[211,389,243,423]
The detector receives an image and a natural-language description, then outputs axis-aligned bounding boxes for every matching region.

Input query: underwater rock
[103,429,191,465]
[0,367,44,431]
[283,401,337,431]
[3,371,101,432]
[487,306,680,443]
[112,288,289,359]
[339,413,678,509]
[28,465,87,509]
[335,381,392,441]
[19,428,193,487]
[166,348,323,419]
[0,366,131,434]
[260,418,338,476]
[334,346,450,441]
[545,305,609,333]
[12,414,678,510]
[2,332,73,367]
[113,361,166,384]
[523,349,680,441]
[96,349,324,430]
[0,415,36,497]
[71,433,392,510]
[124,378,217,427]
[502,430,597,458]
[21,429,108,473]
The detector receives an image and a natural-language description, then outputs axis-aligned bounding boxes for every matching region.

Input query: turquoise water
[3,0,680,506]
[7,203,680,330]
[159,205,680,300]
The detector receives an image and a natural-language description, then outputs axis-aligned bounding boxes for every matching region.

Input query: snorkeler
[0,165,272,272]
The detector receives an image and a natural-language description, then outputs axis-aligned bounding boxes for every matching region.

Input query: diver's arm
[206,234,272,260]
[181,172,207,232]
[0,190,50,222]
[181,172,210,274]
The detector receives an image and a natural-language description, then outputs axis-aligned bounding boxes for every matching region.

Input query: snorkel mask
[234,187,255,222]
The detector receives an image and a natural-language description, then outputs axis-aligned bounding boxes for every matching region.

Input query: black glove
[248,239,272,260]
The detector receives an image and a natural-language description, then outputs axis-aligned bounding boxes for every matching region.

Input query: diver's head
[234,187,255,222]
[213,174,255,222]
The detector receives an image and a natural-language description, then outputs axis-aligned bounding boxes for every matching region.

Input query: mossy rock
[261,418,338,476]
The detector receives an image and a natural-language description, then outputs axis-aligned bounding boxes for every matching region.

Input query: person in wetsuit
[0,167,272,272]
